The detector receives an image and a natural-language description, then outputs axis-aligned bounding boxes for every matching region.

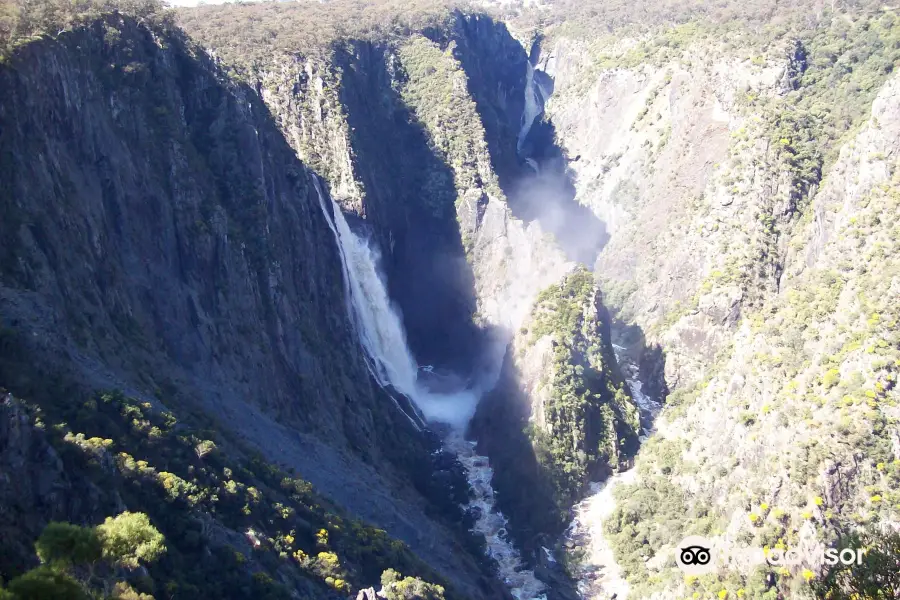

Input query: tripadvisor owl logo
[676,535,717,575]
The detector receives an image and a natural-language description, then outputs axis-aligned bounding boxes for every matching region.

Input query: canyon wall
[531,14,900,598]
[0,14,504,599]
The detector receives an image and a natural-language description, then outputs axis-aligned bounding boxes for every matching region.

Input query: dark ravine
[331,37,483,374]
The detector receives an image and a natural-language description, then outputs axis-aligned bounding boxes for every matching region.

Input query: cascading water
[611,345,660,421]
[447,434,548,600]
[517,60,545,155]
[313,179,424,429]
[313,179,547,599]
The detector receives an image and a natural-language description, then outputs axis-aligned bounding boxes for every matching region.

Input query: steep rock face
[445,13,530,192]
[194,12,615,585]
[603,71,900,600]
[258,40,482,372]
[473,269,640,551]
[0,17,369,445]
[248,13,572,378]
[0,16,499,598]
[533,18,900,598]
[539,33,792,391]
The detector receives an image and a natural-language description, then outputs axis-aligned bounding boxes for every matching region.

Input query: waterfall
[517,60,545,155]
[314,179,483,428]
[326,193,418,396]
[313,179,423,429]
[312,178,546,599]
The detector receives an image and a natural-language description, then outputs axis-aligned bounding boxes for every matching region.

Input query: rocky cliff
[239,12,575,377]
[520,7,900,598]
[0,12,503,599]
[473,268,640,553]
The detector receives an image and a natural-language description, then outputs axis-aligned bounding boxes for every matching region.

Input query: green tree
[380,569,445,600]
[110,581,155,600]
[4,566,91,600]
[96,512,166,570]
[35,522,102,568]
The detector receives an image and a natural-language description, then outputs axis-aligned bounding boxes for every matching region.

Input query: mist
[509,153,609,268]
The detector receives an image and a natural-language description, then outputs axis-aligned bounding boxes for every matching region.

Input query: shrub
[4,567,91,600]
[813,528,900,599]
[96,512,166,570]
[34,522,102,568]
[822,369,841,388]
[380,569,446,600]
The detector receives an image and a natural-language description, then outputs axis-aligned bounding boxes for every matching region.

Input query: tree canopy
[0,0,171,58]
[813,529,900,599]
[96,512,166,571]
[176,0,460,76]
[1,513,165,600]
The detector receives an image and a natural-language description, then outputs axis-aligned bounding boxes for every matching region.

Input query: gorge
[1,1,899,600]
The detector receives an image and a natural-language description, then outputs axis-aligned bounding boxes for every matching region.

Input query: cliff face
[0,7,592,596]
[1,16,373,447]
[529,14,900,598]
[177,7,636,581]
[237,17,600,571]
[538,32,790,389]
[473,269,640,552]
[246,13,572,378]
[8,4,897,600]
[0,15,501,599]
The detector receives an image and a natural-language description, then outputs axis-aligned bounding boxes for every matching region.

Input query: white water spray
[447,434,548,600]
[312,179,546,598]
[315,179,481,428]
[313,179,423,429]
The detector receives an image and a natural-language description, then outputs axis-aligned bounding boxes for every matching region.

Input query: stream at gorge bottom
[446,432,549,600]
[561,345,661,600]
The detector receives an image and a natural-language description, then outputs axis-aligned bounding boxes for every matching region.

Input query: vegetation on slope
[605,106,900,600]
[495,3,900,598]
[0,0,172,59]
[589,7,900,342]
[555,6,900,189]
[0,512,165,600]
[0,380,457,600]
[397,35,504,212]
[176,0,460,76]
[757,11,900,205]
[502,0,887,41]
[523,268,640,512]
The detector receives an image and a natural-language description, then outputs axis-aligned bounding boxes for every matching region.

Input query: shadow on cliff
[610,320,670,432]
[0,21,509,599]
[467,353,562,553]
[334,42,482,377]
[468,307,668,600]
[445,18,609,267]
